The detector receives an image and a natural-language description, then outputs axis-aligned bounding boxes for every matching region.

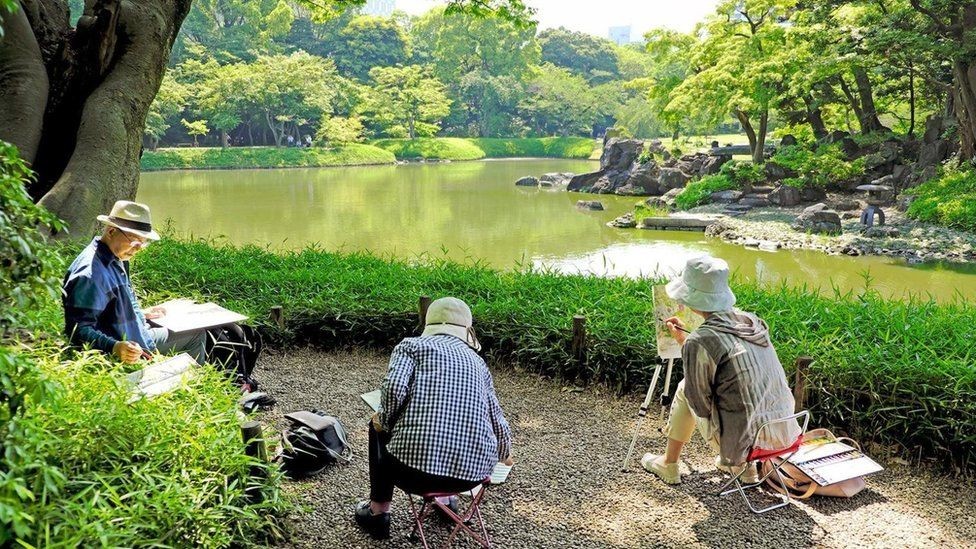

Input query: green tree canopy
[358,65,451,138]
[538,27,620,84]
[332,16,410,80]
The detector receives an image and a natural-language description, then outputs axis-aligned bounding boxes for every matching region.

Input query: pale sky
[395,0,719,40]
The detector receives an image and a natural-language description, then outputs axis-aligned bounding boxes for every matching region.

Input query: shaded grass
[370,137,600,161]
[140,144,396,171]
[131,239,976,473]
[907,168,976,232]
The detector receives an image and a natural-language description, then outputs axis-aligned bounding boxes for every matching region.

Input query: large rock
[600,138,643,172]
[827,198,860,211]
[701,155,729,176]
[780,134,798,147]
[616,161,661,195]
[764,161,795,181]
[710,190,744,204]
[768,185,801,207]
[791,203,842,235]
[658,167,691,191]
[567,171,603,192]
[800,187,827,203]
[676,153,708,176]
[576,200,605,211]
[660,188,683,207]
[515,176,539,187]
[540,172,574,185]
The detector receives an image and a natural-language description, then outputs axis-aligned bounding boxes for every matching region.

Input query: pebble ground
[257,347,976,549]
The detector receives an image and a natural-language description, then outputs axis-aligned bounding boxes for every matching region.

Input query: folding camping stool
[403,478,492,548]
[718,410,811,514]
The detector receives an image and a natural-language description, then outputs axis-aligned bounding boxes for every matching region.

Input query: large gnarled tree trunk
[0,0,192,238]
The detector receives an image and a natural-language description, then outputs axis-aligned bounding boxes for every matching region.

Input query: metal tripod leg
[658,358,675,421]
[622,360,664,471]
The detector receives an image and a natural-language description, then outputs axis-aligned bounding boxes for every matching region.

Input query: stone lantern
[855,184,894,228]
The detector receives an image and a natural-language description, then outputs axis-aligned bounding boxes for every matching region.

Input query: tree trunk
[753,108,768,164]
[853,67,887,133]
[734,108,758,159]
[408,115,415,139]
[0,2,48,162]
[952,59,976,161]
[908,66,916,138]
[802,95,828,140]
[0,0,192,238]
[220,130,229,148]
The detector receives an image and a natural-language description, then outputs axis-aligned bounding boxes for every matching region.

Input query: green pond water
[137,159,976,301]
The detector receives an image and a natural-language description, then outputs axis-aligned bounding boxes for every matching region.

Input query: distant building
[608,25,631,46]
[361,0,395,17]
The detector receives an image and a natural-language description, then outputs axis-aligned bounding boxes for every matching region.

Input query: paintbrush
[657,317,692,334]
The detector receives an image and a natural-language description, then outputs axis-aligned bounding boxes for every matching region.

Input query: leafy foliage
[906,167,976,231]
[719,160,766,186]
[359,65,451,139]
[0,142,64,334]
[675,174,736,210]
[538,27,619,84]
[316,116,366,145]
[141,144,394,170]
[773,144,866,188]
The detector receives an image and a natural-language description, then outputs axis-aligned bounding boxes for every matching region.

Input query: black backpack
[206,323,262,391]
[279,410,352,479]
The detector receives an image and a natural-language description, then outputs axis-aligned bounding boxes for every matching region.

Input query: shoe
[641,453,681,484]
[354,500,391,540]
[715,456,759,484]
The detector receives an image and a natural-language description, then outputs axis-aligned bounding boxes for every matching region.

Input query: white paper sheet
[150,299,247,333]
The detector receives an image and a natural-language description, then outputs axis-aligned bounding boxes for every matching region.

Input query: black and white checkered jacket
[380,334,512,482]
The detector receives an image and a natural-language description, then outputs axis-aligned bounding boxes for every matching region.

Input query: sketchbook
[126,352,198,402]
[652,285,703,359]
[149,298,248,333]
[787,434,884,486]
[361,389,382,412]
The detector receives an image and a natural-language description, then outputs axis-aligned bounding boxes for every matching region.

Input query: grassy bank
[132,239,976,473]
[140,143,396,171]
[370,137,600,161]
[907,167,976,232]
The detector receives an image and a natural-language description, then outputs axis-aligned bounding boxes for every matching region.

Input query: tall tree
[359,64,450,138]
[332,15,409,80]
[0,0,532,236]
[537,27,619,84]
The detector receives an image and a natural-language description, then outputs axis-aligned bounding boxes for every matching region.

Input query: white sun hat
[96,200,160,240]
[665,255,736,312]
[421,297,482,351]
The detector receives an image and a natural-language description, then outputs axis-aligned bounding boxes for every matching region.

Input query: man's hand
[665,315,687,346]
[113,341,144,364]
[371,412,383,432]
[144,306,167,320]
[502,452,514,466]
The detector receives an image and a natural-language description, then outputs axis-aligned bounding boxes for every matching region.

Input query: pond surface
[138,159,976,301]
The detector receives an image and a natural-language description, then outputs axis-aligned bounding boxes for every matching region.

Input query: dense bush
[719,160,765,186]
[140,144,395,170]
[772,144,866,188]
[674,174,736,210]
[133,240,976,472]
[906,167,976,231]
[0,142,64,333]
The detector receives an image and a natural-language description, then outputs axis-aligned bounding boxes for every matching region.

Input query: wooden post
[269,305,284,330]
[571,315,586,364]
[793,356,813,413]
[419,295,432,329]
[241,421,267,502]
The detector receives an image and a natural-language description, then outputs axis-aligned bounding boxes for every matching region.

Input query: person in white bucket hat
[355,297,512,540]
[62,200,206,365]
[641,255,800,486]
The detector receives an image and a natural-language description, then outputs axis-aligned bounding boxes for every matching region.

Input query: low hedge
[132,239,976,472]
[140,143,396,171]
[371,137,599,161]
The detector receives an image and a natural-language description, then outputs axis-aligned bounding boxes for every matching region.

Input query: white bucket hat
[96,200,160,240]
[421,297,482,351]
[665,255,736,312]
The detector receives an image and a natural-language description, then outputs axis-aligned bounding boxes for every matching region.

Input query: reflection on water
[138,159,976,302]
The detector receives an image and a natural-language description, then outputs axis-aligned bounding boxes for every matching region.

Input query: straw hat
[96,200,160,240]
[665,255,736,312]
[421,297,482,351]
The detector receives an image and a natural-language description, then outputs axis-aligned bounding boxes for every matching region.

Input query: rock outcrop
[792,203,842,234]
[515,176,539,186]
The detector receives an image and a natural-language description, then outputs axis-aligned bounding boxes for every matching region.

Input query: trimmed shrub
[772,144,865,188]
[140,144,395,171]
[719,160,765,186]
[674,174,736,210]
[906,167,976,231]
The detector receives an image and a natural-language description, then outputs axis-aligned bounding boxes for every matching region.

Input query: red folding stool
[718,410,810,514]
[402,478,492,548]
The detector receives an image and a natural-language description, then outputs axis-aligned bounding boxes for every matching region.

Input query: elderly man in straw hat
[354,297,513,540]
[642,255,800,485]
[62,200,206,364]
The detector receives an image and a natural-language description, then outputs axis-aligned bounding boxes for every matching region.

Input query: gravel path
[257,347,976,549]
